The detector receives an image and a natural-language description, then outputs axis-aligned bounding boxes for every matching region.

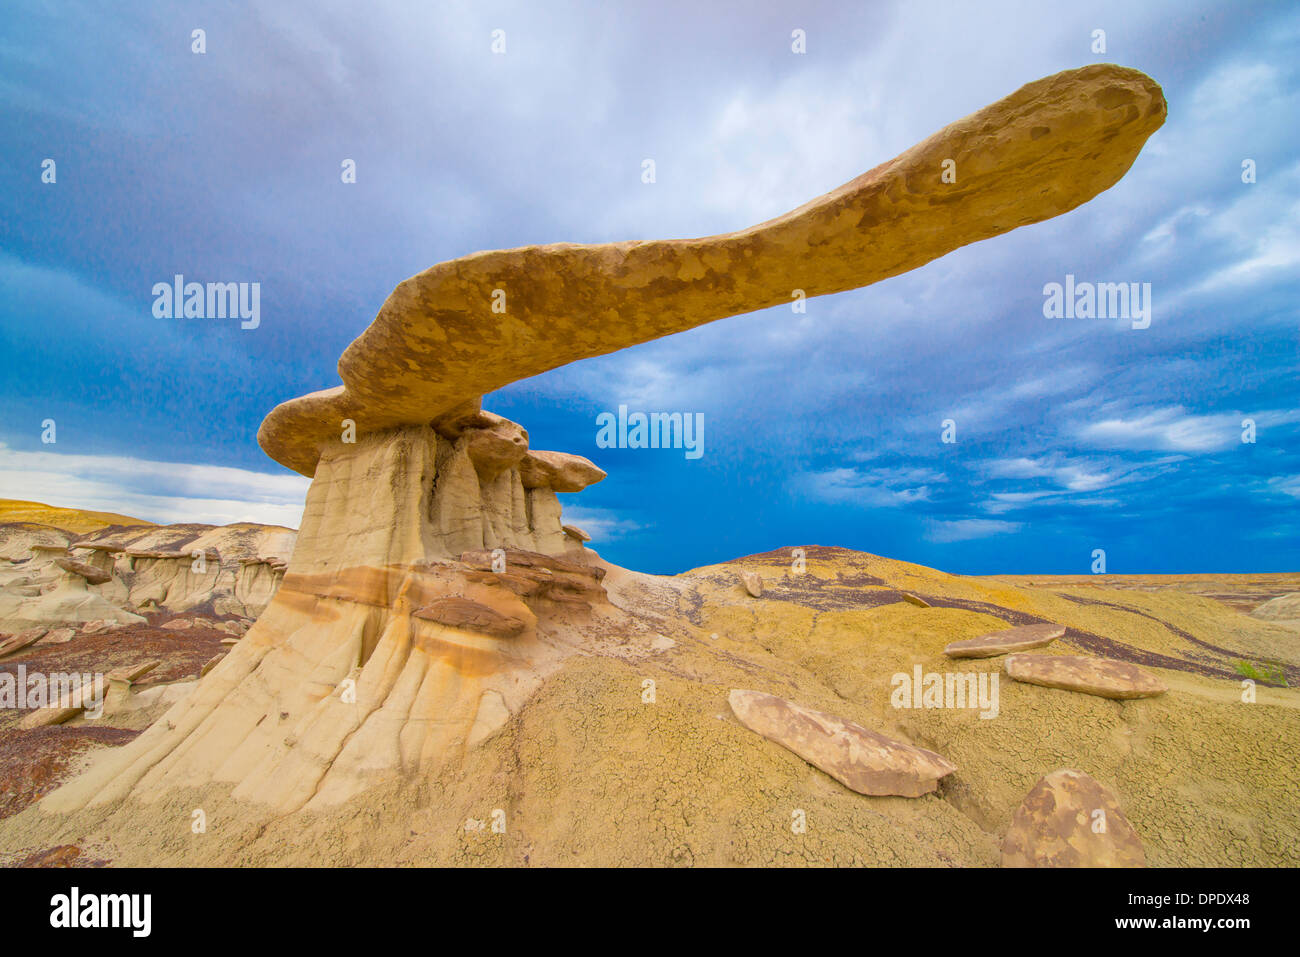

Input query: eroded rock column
[42,411,609,815]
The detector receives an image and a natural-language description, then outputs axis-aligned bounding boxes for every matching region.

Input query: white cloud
[1190,61,1282,118]
[797,465,946,507]
[556,506,646,544]
[1265,475,1300,499]
[1140,204,1211,247]
[924,518,1022,543]
[1076,406,1241,452]
[983,455,1132,493]
[0,445,308,528]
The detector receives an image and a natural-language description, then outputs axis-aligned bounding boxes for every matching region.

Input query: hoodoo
[43,64,1167,816]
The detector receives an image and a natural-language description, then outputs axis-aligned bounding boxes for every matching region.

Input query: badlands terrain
[6,65,1282,868]
[0,498,1295,867]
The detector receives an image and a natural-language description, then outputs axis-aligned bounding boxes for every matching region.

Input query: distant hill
[0,499,154,534]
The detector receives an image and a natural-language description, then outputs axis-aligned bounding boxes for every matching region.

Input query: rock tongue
[944,622,1064,658]
[518,450,607,493]
[257,64,1166,479]
[55,556,112,585]
[728,689,956,798]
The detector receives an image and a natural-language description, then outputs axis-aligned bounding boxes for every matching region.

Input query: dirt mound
[0,500,153,535]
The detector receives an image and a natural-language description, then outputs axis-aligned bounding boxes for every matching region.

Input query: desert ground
[1,499,1295,867]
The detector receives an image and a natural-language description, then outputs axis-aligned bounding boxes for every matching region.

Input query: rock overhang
[256,64,1166,478]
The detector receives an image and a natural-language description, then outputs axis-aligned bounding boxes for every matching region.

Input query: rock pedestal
[40,63,1167,822]
[43,413,609,815]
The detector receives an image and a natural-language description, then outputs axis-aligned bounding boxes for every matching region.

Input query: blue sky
[1,0,1297,575]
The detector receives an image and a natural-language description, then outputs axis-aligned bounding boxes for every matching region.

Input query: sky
[1,0,1297,576]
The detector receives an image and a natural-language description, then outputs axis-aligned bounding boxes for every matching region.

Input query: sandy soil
[0,546,1295,867]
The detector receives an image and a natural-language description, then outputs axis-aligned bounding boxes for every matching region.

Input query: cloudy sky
[2,0,1296,575]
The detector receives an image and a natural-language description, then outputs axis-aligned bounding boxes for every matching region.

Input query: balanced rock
[728,689,956,797]
[518,450,607,493]
[561,524,590,543]
[741,571,763,598]
[1002,769,1146,867]
[107,660,160,684]
[462,411,529,481]
[945,623,1064,658]
[55,557,111,585]
[20,673,109,729]
[1004,654,1167,699]
[256,65,1166,479]
[41,64,1164,822]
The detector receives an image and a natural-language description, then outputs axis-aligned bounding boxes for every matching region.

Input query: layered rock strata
[43,414,612,814]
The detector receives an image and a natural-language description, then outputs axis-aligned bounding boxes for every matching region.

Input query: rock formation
[0,520,293,633]
[1251,592,1300,630]
[257,64,1166,479]
[1004,654,1168,699]
[1002,769,1146,867]
[944,623,1064,658]
[41,64,1166,818]
[729,689,957,797]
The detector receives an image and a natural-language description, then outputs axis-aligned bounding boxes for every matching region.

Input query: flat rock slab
[1005,654,1167,699]
[0,628,47,659]
[900,592,930,608]
[20,705,85,730]
[1002,768,1146,867]
[55,557,111,585]
[728,689,956,797]
[107,660,160,684]
[34,627,75,645]
[945,623,1065,658]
